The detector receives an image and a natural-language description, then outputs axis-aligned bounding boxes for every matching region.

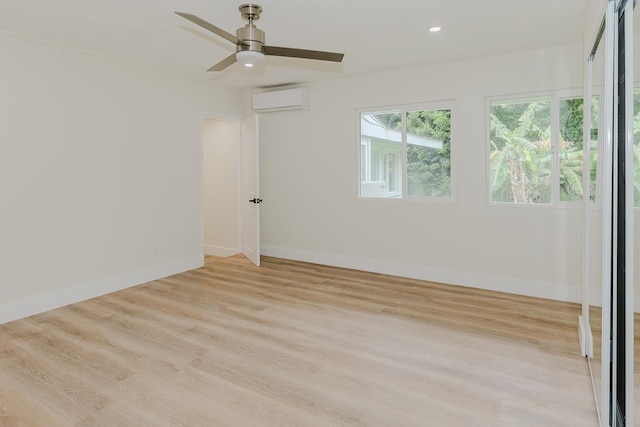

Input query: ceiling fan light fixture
[236,50,265,67]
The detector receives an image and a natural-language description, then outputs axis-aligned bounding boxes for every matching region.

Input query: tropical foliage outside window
[559,98,586,202]
[407,109,452,197]
[489,96,595,204]
[588,96,599,203]
[490,98,552,203]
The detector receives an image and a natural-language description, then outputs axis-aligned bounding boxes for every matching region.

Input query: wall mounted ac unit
[252,88,310,113]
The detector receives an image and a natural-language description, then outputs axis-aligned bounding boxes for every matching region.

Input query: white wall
[0,32,244,323]
[259,44,585,302]
[203,119,241,257]
[584,0,607,51]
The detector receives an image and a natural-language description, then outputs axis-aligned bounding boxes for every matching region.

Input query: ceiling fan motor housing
[236,24,265,53]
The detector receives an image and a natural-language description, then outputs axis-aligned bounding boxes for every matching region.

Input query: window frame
[357,100,457,203]
[486,90,585,208]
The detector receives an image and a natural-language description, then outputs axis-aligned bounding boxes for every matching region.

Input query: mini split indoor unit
[252,88,310,112]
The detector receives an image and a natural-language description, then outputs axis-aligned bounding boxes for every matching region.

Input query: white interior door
[242,114,260,266]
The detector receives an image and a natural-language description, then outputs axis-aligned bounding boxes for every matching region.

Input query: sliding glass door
[584,1,634,425]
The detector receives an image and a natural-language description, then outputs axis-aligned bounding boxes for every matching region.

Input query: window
[359,103,453,199]
[489,95,586,205]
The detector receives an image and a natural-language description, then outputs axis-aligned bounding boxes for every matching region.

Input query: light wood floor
[0,255,598,426]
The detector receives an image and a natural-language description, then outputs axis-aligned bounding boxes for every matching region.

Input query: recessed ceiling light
[429,26,442,33]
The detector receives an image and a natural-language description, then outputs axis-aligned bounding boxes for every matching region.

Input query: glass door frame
[583,1,635,425]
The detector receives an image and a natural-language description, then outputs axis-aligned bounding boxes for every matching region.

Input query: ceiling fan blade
[208,53,237,71]
[264,46,344,63]
[175,12,242,45]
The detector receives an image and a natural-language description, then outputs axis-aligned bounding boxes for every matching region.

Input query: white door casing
[242,114,260,266]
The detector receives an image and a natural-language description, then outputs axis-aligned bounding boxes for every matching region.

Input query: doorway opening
[202,117,242,260]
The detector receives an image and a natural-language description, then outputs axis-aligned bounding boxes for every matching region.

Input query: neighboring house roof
[361,114,443,149]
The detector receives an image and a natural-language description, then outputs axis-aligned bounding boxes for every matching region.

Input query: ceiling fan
[175,4,345,72]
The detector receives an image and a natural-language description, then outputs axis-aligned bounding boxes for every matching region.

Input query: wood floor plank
[0,389,68,427]
[0,255,598,426]
[0,343,113,422]
[75,400,163,427]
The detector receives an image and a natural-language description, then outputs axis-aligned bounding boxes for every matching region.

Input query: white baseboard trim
[204,244,239,258]
[261,245,582,303]
[0,256,203,325]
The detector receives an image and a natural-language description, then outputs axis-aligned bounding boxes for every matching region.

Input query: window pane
[360,111,402,198]
[360,144,367,181]
[635,91,640,207]
[406,109,451,197]
[559,98,584,202]
[490,99,551,204]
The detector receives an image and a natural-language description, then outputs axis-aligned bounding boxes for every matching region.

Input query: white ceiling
[0,0,588,89]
